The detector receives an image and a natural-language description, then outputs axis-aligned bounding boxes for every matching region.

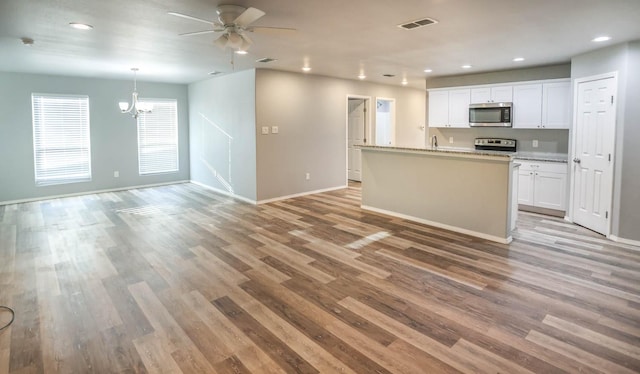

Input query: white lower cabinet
[516,160,567,211]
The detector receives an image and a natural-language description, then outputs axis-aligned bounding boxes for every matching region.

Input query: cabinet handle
[530,172,533,175]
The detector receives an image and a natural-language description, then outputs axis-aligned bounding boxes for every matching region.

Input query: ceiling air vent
[398,17,438,30]
[383,74,396,77]
[256,57,277,63]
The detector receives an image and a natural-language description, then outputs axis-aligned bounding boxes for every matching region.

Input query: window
[137,99,179,175]
[32,94,91,186]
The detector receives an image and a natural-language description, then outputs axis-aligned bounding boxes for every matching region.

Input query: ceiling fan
[168,5,296,52]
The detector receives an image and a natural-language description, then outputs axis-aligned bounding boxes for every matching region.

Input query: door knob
[573,158,581,164]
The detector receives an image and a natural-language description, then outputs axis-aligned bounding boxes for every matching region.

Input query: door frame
[345,95,372,184]
[375,97,396,146]
[567,71,618,237]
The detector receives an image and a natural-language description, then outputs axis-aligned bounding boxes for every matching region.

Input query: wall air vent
[398,17,438,30]
[383,74,396,77]
[256,57,277,63]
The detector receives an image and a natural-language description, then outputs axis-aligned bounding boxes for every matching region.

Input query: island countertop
[357,145,515,161]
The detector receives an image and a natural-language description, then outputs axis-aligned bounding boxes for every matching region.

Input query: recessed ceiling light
[513,57,525,62]
[592,36,611,42]
[235,50,248,55]
[69,22,93,30]
[461,65,472,69]
[401,80,408,85]
[358,74,366,80]
[302,67,311,72]
[424,69,433,73]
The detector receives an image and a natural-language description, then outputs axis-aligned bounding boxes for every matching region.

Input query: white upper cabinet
[491,86,513,102]
[428,89,470,128]
[448,89,470,127]
[428,79,569,130]
[542,81,571,129]
[470,85,513,103]
[513,84,543,128]
[428,90,449,128]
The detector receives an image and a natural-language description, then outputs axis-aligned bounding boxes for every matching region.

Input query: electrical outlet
[532,139,539,148]
[261,126,269,135]
[114,171,119,178]
[449,137,454,144]
[305,173,310,180]
[271,126,279,134]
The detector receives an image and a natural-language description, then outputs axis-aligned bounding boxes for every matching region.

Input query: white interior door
[348,99,367,181]
[572,76,617,235]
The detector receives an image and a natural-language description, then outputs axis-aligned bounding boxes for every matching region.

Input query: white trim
[568,71,618,236]
[609,235,640,249]
[190,180,257,205]
[0,180,189,206]
[361,205,513,244]
[257,185,347,204]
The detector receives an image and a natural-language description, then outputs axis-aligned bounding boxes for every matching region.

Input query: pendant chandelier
[119,68,152,118]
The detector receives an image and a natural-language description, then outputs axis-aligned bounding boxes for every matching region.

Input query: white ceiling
[1,0,640,89]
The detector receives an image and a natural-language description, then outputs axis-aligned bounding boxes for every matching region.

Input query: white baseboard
[361,205,512,244]
[0,180,190,206]
[189,180,257,205]
[257,185,348,204]
[609,235,640,248]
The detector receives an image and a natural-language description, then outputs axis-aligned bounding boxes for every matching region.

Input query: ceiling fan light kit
[169,4,296,53]
[119,68,152,119]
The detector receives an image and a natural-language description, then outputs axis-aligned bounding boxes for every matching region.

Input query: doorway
[570,73,617,236]
[347,96,370,182]
[375,98,396,146]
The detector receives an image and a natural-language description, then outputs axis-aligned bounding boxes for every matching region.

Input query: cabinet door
[491,86,513,102]
[470,88,491,104]
[517,167,535,205]
[448,89,470,127]
[428,90,449,128]
[542,82,571,129]
[513,84,543,128]
[533,171,567,210]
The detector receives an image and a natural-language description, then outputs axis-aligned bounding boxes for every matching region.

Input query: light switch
[532,139,539,148]
[261,126,269,135]
[271,126,279,134]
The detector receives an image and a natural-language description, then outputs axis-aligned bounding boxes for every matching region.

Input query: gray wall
[571,42,640,241]
[188,70,257,202]
[0,72,189,203]
[255,69,426,201]
[425,64,571,153]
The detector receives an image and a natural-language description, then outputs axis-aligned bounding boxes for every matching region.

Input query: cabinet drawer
[515,160,567,174]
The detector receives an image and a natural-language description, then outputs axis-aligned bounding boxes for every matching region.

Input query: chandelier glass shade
[119,68,152,118]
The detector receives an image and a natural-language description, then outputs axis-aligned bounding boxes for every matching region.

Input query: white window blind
[137,99,179,175]
[32,94,91,186]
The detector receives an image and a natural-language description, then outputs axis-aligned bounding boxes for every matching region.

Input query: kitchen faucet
[431,135,438,148]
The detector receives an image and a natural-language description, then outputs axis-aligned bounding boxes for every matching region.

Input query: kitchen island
[359,145,519,243]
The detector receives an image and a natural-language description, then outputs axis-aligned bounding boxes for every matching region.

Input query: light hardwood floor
[0,182,639,373]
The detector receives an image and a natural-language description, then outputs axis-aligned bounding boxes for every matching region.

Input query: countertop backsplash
[427,127,569,154]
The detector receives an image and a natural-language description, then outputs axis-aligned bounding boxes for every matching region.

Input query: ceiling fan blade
[233,7,265,27]
[168,12,216,25]
[214,34,229,49]
[247,26,297,35]
[179,30,220,37]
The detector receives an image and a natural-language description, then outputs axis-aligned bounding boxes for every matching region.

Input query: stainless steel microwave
[469,102,512,127]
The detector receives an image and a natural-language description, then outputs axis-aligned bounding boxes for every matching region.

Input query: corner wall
[254,69,426,201]
[0,72,190,203]
[188,70,257,202]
